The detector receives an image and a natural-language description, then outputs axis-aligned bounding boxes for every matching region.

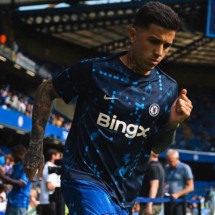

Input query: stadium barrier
[135,196,201,215]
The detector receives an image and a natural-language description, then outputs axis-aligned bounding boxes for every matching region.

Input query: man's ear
[129,27,137,43]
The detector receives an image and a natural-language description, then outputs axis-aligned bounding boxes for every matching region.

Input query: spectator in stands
[23,2,193,214]
[164,149,194,215]
[38,149,61,215]
[0,144,32,215]
[10,91,19,111]
[18,97,27,114]
[52,115,64,128]
[0,91,12,110]
[3,153,14,177]
[137,151,165,215]
[0,85,72,131]
[25,103,33,117]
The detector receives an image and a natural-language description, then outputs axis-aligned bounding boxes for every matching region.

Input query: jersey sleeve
[148,165,160,181]
[52,61,93,104]
[184,164,194,180]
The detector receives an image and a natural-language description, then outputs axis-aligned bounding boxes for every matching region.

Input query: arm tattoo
[31,80,59,144]
[24,80,58,170]
[23,142,44,169]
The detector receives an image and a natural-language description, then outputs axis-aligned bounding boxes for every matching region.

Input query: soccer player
[23,2,193,214]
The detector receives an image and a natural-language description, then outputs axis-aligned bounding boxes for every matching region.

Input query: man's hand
[23,143,44,182]
[132,202,140,212]
[171,193,180,199]
[169,89,193,128]
[144,203,153,215]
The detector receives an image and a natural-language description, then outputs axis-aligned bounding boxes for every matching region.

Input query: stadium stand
[0,1,215,214]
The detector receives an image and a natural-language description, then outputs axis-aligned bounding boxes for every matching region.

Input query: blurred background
[0,0,215,214]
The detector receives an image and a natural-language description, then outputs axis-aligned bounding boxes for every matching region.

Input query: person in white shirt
[39,149,61,215]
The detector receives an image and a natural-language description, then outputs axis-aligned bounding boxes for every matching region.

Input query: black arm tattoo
[23,141,44,169]
[31,79,59,144]
[23,80,59,170]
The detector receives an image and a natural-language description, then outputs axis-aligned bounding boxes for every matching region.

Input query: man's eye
[164,43,172,49]
[150,39,160,45]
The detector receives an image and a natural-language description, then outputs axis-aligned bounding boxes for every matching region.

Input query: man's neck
[120,52,151,76]
[150,157,159,162]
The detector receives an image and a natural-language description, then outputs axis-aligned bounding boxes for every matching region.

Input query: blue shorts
[61,179,129,215]
[5,203,27,215]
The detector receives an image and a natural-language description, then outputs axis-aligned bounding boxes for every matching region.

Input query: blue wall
[0,107,68,142]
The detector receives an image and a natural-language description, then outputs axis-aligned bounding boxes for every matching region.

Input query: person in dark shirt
[23,2,193,214]
[136,151,165,215]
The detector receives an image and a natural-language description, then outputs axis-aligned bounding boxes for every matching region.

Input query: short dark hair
[133,1,181,31]
[45,148,60,161]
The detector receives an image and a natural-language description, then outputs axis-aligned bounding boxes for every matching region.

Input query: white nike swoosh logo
[104,95,118,100]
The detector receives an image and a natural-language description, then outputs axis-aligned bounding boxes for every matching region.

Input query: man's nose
[154,45,163,57]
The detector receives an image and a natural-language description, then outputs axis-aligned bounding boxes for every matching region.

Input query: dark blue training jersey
[52,52,178,208]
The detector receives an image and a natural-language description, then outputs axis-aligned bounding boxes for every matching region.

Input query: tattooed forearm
[30,79,59,144]
[23,80,59,180]
[23,142,44,167]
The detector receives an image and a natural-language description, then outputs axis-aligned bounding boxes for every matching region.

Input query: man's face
[166,155,178,168]
[130,23,176,74]
[53,153,62,161]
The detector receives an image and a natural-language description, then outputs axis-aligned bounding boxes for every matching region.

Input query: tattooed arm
[23,79,60,182]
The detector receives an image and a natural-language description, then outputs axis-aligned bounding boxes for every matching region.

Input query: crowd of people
[0,2,214,215]
[0,145,214,215]
[0,146,67,215]
[0,84,72,132]
[1,82,215,153]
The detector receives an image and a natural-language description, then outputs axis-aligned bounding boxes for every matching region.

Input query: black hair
[45,148,60,161]
[133,1,181,31]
